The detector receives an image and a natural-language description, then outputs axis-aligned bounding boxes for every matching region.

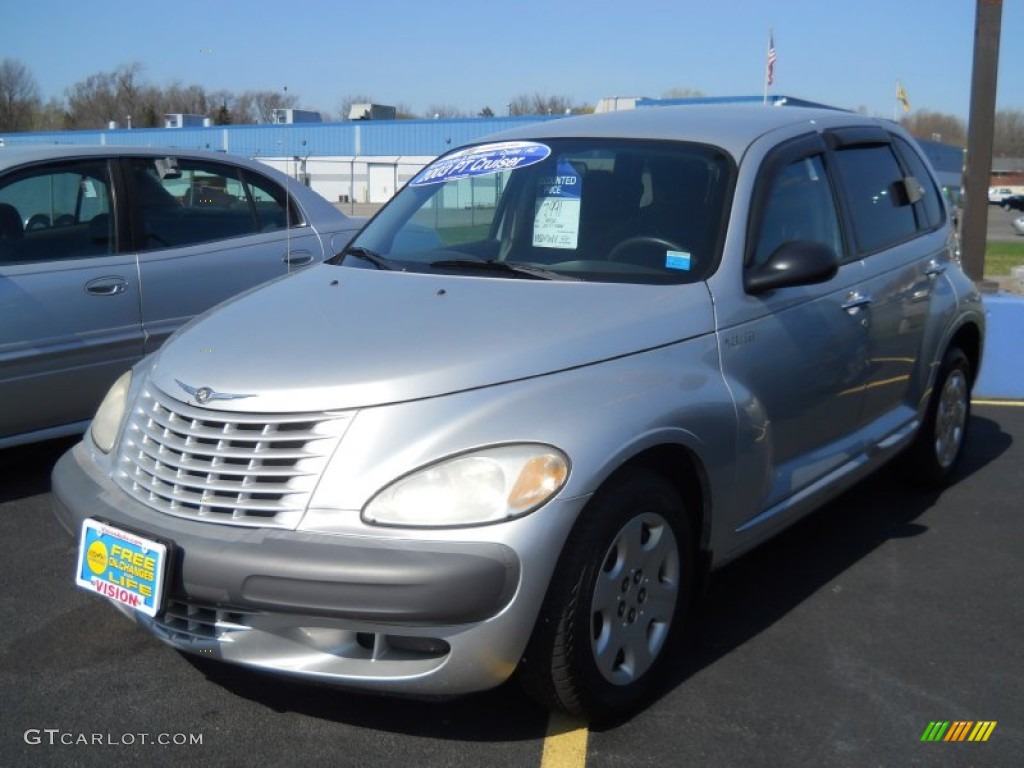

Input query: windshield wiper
[333,246,403,271]
[428,259,579,281]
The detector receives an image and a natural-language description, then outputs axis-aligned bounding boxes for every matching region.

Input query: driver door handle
[85,276,127,296]
[282,250,315,268]
[841,291,873,313]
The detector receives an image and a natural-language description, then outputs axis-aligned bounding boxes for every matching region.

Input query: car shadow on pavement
[628,412,1014,728]
[0,436,77,503]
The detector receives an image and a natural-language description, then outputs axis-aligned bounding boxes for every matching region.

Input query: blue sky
[4,0,1023,120]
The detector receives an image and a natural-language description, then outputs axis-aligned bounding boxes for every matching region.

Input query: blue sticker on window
[409,141,551,187]
[665,250,692,271]
[537,160,583,200]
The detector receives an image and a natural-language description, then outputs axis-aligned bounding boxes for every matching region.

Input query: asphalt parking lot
[1,400,1021,768]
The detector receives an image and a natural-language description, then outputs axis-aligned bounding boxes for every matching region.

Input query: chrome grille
[114,386,350,528]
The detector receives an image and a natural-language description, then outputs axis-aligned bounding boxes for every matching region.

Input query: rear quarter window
[892,136,945,231]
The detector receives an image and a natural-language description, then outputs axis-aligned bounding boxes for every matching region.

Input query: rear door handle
[282,250,315,268]
[841,291,873,313]
[85,276,127,296]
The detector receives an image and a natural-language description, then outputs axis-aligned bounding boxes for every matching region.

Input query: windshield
[342,138,733,284]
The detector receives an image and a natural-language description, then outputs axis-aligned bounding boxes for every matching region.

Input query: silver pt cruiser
[52,106,985,720]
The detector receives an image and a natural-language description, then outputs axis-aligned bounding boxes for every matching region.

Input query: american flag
[766,32,777,86]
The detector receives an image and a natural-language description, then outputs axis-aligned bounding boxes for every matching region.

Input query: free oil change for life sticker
[409,141,551,186]
[533,159,582,249]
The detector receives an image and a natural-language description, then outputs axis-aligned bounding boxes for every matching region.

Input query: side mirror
[745,241,839,294]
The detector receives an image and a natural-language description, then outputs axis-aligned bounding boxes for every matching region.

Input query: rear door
[826,129,952,436]
[123,156,326,353]
[0,157,143,443]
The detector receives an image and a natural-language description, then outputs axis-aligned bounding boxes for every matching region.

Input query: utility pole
[960,0,1002,284]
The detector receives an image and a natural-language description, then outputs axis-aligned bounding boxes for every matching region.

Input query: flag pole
[763,28,776,106]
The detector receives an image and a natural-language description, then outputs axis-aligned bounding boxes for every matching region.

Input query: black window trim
[745,132,852,269]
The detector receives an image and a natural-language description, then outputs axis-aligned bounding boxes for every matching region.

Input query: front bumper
[50,442,557,695]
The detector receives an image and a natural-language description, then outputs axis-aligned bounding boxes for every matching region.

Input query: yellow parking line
[540,711,589,768]
[972,398,1024,407]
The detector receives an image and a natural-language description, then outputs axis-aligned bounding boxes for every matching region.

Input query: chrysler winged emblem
[175,379,255,405]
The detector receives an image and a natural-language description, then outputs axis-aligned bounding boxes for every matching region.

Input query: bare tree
[64,63,152,128]
[245,90,299,123]
[34,97,69,131]
[508,93,576,116]
[993,109,1024,158]
[425,103,465,119]
[65,70,118,128]
[0,57,41,131]
[163,81,210,116]
[900,110,967,147]
[337,94,374,121]
[394,102,416,119]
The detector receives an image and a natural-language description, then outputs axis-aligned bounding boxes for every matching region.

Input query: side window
[831,144,917,254]
[0,160,115,263]
[752,155,843,267]
[129,158,298,251]
[892,136,945,231]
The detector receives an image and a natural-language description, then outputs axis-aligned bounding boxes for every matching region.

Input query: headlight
[362,444,569,528]
[90,370,132,453]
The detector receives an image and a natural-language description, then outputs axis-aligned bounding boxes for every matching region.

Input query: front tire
[518,469,693,721]
[907,346,971,486]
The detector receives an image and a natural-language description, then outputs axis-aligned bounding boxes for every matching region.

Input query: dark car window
[751,155,843,268]
[0,160,115,264]
[831,144,918,255]
[892,136,945,231]
[128,157,302,251]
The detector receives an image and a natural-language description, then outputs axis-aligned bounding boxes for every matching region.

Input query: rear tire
[517,468,693,721]
[906,346,971,487]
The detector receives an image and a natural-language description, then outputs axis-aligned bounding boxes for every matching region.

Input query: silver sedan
[0,146,361,448]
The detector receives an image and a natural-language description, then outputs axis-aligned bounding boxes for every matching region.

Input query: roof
[0,144,270,169]
[476,104,884,159]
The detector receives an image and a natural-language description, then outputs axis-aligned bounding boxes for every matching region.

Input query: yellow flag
[896,82,911,113]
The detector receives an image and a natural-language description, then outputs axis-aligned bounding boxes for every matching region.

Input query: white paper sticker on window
[533,160,582,250]
[81,179,98,198]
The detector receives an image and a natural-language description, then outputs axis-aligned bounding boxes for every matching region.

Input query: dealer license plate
[75,519,168,618]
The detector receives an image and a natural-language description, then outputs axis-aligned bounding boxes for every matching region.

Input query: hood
[149,265,714,412]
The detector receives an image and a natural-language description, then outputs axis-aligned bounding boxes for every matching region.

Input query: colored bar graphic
[968,721,997,742]
[921,721,949,741]
[921,720,997,742]
[945,721,972,741]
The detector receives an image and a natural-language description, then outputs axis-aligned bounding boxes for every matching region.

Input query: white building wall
[256,156,434,204]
